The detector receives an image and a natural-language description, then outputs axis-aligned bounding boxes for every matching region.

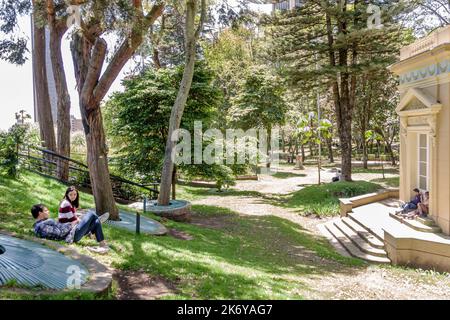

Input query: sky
[0,2,272,131]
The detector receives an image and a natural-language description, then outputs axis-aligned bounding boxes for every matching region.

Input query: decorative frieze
[399,60,450,85]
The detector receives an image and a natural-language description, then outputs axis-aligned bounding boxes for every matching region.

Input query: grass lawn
[267,181,383,217]
[371,177,400,188]
[271,172,307,179]
[351,167,399,175]
[0,171,363,299]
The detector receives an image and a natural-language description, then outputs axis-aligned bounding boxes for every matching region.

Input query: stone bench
[340,189,400,217]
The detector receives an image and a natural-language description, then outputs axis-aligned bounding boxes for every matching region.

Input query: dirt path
[191,167,450,300]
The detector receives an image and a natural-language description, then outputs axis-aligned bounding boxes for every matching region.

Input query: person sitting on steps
[404,191,430,220]
[31,204,110,254]
[395,188,422,216]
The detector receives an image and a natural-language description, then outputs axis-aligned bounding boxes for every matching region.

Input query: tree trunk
[172,165,177,200]
[71,34,119,220]
[327,136,334,163]
[32,9,56,153]
[158,0,205,206]
[386,143,396,166]
[84,106,118,218]
[362,131,368,169]
[266,125,272,168]
[48,12,70,181]
[325,3,353,181]
[301,143,305,161]
[153,47,162,69]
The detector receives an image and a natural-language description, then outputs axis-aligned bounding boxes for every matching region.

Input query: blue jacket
[33,219,73,241]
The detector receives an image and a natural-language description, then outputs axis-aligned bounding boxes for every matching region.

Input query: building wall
[435,82,450,234]
[393,41,450,235]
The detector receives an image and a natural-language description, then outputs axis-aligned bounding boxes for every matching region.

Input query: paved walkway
[191,166,450,300]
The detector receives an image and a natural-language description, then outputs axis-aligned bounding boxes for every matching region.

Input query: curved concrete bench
[0,230,112,296]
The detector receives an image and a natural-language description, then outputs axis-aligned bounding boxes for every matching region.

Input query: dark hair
[413,188,420,193]
[31,204,45,219]
[64,186,79,209]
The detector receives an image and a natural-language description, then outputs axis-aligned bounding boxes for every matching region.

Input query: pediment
[396,88,441,114]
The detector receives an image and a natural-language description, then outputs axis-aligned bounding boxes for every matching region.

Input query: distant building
[31,16,58,124]
[272,0,301,11]
[70,115,84,133]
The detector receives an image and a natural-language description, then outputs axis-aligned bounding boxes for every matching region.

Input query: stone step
[347,213,385,242]
[317,223,352,258]
[324,221,391,264]
[341,217,386,250]
[389,213,442,233]
[333,220,388,257]
[415,216,437,227]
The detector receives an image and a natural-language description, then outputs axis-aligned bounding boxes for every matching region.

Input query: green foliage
[0,0,31,65]
[298,113,333,145]
[230,66,287,131]
[105,62,224,182]
[203,26,255,125]
[0,124,26,178]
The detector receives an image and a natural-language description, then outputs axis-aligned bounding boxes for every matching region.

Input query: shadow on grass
[104,205,365,299]
[351,168,399,174]
[177,186,265,201]
[271,172,307,179]
[1,172,366,299]
[370,177,400,188]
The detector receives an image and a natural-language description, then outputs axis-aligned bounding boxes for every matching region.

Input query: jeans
[401,202,418,213]
[73,211,105,243]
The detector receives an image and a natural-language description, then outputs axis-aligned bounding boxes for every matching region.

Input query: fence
[18,144,159,203]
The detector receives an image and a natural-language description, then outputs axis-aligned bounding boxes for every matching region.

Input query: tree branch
[92,1,165,103]
[194,0,207,40]
[82,38,107,109]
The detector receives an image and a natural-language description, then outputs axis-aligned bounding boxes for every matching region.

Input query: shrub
[0,124,26,178]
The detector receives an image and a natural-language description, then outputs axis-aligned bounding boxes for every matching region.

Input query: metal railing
[18,144,159,202]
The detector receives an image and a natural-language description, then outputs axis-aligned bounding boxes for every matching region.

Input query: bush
[0,125,26,178]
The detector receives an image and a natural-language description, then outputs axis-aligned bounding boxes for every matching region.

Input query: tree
[104,63,221,182]
[203,26,255,126]
[229,66,287,168]
[43,0,72,181]
[265,0,407,181]
[0,0,31,65]
[65,1,165,220]
[32,0,56,154]
[158,0,207,206]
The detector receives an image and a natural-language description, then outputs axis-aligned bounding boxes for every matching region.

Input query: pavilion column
[428,114,438,219]
[399,117,408,202]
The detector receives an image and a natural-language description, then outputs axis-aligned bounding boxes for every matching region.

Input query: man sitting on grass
[31,204,110,254]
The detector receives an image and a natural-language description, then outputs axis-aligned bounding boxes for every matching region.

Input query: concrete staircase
[319,201,444,264]
[319,216,391,263]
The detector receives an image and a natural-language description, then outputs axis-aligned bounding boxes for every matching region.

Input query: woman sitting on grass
[59,186,79,224]
[31,204,110,254]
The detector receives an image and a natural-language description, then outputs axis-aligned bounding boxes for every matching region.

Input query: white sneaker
[87,246,109,254]
[98,212,110,224]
